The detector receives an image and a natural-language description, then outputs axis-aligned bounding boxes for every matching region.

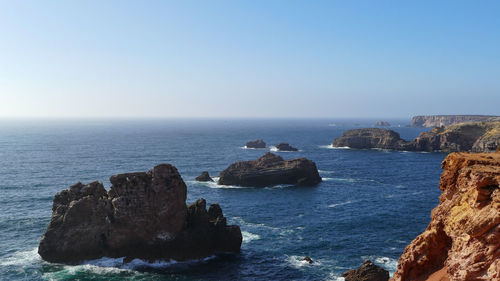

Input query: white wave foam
[361,255,398,275]
[326,177,357,183]
[0,247,40,266]
[231,217,281,231]
[318,170,335,174]
[318,145,350,149]
[286,255,321,268]
[241,146,265,150]
[269,146,301,152]
[328,200,354,208]
[189,177,248,189]
[241,231,260,243]
[42,254,218,279]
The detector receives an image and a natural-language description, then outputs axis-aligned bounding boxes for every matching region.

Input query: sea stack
[195,171,213,182]
[246,139,266,148]
[38,164,242,263]
[218,152,322,187]
[275,142,299,151]
[332,128,415,150]
[391,152,500,281]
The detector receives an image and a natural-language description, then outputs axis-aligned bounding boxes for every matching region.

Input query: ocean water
[0,119,446,280]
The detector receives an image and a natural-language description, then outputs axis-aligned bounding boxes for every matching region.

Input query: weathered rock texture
[410,115,500,127]
[195,171,213,182]
[391,152,500,281]
[333,121,500,153]
[218,152,322,187]
[342,260,389,281]
[415,121,500,153]
[375,121,391,126]
[39,164,242,263]
[246,139,266,148]
[332,128,415,150]
[275,142,299,151]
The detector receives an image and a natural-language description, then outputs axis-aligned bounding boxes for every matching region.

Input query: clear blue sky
[1,0,499,118]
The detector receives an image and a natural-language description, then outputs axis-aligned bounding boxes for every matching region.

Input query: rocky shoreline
[333,121,500,153]
[391,152,500,281]
[410,115,500,127]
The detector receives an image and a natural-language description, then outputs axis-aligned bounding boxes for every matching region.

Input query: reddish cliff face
[391,152,500,281]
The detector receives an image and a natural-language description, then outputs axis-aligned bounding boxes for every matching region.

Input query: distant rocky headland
[410,115,500,127]
[38,164,242,263]
[333,121,500,153]
[218,152,322,187]
[391,152,500,281]
[375,120,391,126]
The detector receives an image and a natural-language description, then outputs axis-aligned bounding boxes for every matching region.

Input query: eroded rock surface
[39,164,242,263]
[218,152,322,187]
[333,121,500,153]
[342,260,389,281]
[391,152,500,281]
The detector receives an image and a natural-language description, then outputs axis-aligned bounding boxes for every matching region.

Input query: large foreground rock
[218,152,322,187]
[333,121,500,153]
[38,164,242,263]
[391,152,500,281]
[342,260,389,281]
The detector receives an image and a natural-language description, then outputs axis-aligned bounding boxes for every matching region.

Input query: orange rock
[391,152,500,281]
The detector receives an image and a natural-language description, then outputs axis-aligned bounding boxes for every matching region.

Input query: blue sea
[0,119,445,280]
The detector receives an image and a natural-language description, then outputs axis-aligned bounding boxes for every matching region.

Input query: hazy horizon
[1,1,499,118]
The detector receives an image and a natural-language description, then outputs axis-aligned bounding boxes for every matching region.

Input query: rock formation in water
[410,115,500,127]
[333,121,500,153]
[332,128,415,150]
[342,260,389,281]
[246,139,266,148]
[275,143,299,151]
[375,121,391,126]
[38,164,242,263]
[195,171,213,182]
[218,152,322,187]
[391,152,500,281]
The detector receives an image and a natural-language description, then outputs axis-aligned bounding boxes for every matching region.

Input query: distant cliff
[391,152,500,281]
[332,121,500,153]
[410,115,500,127]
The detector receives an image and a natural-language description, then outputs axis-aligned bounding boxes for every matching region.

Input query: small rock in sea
[275,143,299,151]
[246,139,266,148]
[302,256,313,264]
[195,171,213,182]
[341,260,389,281]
